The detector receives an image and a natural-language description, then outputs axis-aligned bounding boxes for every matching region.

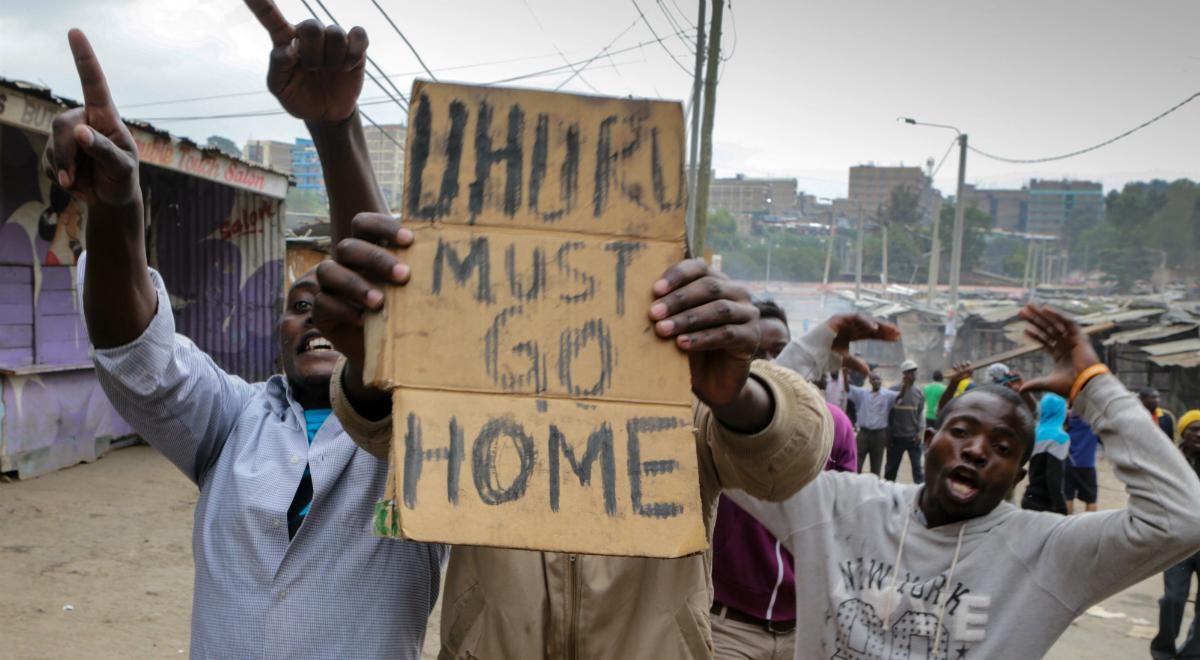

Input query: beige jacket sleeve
[696,359,833,505]
[330,356,392,460]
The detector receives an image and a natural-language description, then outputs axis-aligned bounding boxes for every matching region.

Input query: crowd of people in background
[44,4,1200,656]
[716,298,1200,660]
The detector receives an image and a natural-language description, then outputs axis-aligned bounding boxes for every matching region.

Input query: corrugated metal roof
[1103,323,1198,346]
[1141,338,1200,356]
[972,306,1022,324]
[1076,308,1165,325]
[1150,353,1200,368]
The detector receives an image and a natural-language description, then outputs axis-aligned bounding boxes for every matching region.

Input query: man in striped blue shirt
[47,4,445,657]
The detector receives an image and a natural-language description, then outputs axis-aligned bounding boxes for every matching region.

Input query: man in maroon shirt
[710,301,858,659]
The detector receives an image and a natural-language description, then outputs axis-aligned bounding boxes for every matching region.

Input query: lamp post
[819,196,837,286]
[900,118,968,310]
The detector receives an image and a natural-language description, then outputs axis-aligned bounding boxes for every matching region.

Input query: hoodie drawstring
[885,509,968,656]
[932,524,967,654]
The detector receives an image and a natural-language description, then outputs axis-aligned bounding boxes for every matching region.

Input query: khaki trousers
[711,609,796,660]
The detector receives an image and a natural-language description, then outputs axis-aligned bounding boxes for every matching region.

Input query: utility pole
[691,0,724,256]
[855,203,865,300]
[822,207,837,285]
[947,134,968,310]
[685,0,706,250]
[881,222,890,286]
[926,202,941,301]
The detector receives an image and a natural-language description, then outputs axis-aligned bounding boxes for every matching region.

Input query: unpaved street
[0,443,1189,659]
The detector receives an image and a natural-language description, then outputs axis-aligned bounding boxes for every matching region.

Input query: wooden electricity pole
[691,0,724,256]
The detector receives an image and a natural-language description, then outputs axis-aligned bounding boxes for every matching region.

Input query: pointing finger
[244,0,295,47]
[68,30,118,124]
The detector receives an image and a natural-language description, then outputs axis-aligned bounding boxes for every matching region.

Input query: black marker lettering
[604,241,645,316]
[469,101,524,222]
[548,423,616,515]
[505,243,546,301]
[555,241,596,303]
[558,319,614,397]
[472,418,537,505]
[433,236,493,303]
[626,416,684,518]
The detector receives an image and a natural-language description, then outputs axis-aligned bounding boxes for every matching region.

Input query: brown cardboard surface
[365,81,698,557]
[402,80,686,240]
[385,390,705,557]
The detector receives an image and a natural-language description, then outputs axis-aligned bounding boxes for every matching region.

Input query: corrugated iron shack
[0,78,290,478]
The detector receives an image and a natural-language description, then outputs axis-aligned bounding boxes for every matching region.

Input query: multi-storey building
[291,137,325,201]
[709,175,798,216]
[963,185,1030,232]
[243,139,293,174]
[1026,179,1104,238]
[362,123,406,209]
[847,165,941,225]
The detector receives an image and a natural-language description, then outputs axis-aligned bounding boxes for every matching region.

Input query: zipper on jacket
[567,554,580,660]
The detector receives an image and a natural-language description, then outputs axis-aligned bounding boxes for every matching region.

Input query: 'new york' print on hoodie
[731,374,1200,660]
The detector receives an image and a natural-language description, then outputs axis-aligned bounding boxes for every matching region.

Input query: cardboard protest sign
[365,81,702,557]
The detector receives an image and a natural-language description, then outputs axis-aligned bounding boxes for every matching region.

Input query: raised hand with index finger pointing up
[243,0,368,124]
[44,29,140,209]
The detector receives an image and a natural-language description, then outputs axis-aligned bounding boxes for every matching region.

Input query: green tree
[936,203,994,278]
[206,135,241,158]
[286,187,328,215]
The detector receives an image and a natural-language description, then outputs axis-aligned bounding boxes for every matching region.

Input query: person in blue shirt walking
[1065,410,1101,514]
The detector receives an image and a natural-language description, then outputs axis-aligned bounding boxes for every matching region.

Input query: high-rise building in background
[362,123,406,210]
[847,165,941,225]
[963,185,1030,232]
[1026,179,1104,237]
[709,175,798,216]
[291,138,325,201]
[243,139,294,174]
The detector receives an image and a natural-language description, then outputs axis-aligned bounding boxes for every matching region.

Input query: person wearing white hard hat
[884,360,926,483]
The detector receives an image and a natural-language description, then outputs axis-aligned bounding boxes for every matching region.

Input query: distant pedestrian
[884,360,925,484]
[847,372,899,476]
[1065,410,1100,514]
[1141,388,1178,440]
[923,370,946,426]
[1151,410,1200,660]
[1021,392,1070,514]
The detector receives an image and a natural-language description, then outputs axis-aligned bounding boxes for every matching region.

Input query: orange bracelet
[1069,363,1110,405]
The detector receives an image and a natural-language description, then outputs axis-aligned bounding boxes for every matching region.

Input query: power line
[304,0,409,111]
[358,107,405,151]
[665,0,697,30]
[654,0,696,56]
[630,0,694,76]
[120,52,571,110]
[721,0,737,62]
[522,0,602,94]
[554,19,639,91]
[364,0,437,81]
[968,90,1200,164]
[133,59,643,122]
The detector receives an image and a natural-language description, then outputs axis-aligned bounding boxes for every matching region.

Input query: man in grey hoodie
[731,304,1200,659]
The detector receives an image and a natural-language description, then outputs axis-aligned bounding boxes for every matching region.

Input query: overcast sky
[3,0,1197,199]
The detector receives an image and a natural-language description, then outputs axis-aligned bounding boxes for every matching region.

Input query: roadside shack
[0,78,289,478]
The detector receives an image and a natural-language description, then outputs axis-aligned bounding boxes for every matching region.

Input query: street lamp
[900,117,968,310]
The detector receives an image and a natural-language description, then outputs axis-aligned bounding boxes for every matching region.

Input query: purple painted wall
[1,120,284,477]
[0,370,133,478]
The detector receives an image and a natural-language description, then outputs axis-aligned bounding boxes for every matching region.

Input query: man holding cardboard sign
[314,80,899,658]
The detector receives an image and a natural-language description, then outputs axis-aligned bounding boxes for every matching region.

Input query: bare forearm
[307,111,389,243]
[83,200,157,348]
[711,376,774,434]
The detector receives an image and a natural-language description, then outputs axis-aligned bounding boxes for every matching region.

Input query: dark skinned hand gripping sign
[364,81,703,557]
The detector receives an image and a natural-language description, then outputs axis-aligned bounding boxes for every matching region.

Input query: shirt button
[272,519,282,529]
[290,454,300,465]
[278,590,287,600]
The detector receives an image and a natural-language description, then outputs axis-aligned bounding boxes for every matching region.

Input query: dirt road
[0,444,1190,658]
